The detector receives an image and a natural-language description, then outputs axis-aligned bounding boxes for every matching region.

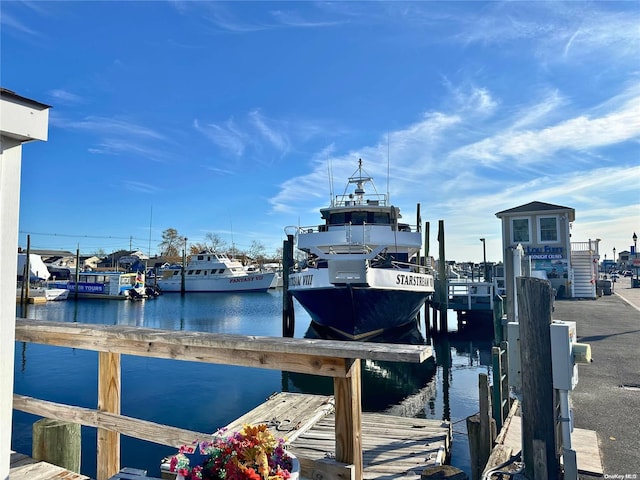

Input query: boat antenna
[148,205,153,258]
[387,132,390,203]
[328,159,334,206]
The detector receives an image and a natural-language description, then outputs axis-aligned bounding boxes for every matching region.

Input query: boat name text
[290,274,313,286]
[230,275,263,283]
[396,274,432,287]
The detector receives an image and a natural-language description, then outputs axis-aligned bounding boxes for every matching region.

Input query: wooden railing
[13,318,432,480]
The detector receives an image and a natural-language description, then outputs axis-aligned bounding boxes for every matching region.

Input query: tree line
[158,228,281,265]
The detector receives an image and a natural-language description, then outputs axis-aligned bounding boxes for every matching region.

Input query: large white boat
[287,159,435,340]
[156,252,275,292]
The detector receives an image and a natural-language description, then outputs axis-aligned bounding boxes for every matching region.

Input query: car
[623,270,633,277]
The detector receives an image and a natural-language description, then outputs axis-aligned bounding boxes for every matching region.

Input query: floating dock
[217,392,450,479]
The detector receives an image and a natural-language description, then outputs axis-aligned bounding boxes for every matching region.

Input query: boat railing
[296,222,418,235]
[447,280,495,310]
[332,192,387,208]
[13,318,433,480]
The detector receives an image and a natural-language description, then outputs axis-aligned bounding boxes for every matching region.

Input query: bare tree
[248,240,266,264]
[159,228,185,258]
[205,233,227,252]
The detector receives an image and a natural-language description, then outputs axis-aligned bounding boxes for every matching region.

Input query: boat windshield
[327,211,391,226]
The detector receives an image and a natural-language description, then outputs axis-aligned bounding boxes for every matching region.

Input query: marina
[12,291,487,480]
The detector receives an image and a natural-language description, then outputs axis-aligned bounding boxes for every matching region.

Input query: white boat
[287,159,435,340]
[156,252,275,292]
[44,288,69,301]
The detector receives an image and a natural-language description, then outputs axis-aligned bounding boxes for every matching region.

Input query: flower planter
[175,452,299,480]
[169,424,299,480]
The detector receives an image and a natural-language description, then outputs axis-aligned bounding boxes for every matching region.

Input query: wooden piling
[517,277,559,480]
[437,220,448,332]
[466,373,495,480]
[24,235,31,302]
[282,234,295,337]
[74,247,80,300]
[32,418,81,473]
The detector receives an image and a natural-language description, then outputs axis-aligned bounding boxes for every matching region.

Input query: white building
[0,88,51,477]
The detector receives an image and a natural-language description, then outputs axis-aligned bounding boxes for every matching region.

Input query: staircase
[571,242,598,299]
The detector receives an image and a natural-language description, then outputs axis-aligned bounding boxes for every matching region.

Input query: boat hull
[289,267,433,340]
[291,285,429,340]
[156,272,275,293]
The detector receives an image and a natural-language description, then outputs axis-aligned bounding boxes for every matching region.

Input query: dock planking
[10,451,90,480]
[223,392,451,480]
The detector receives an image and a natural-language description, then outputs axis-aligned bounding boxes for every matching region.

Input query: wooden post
[478,373,493,462]
[282,234,295,337]
[467,373,493,480]
[25,235,31,301]
[98,351,121,480]
[180,241,187,295]
[32,418,81,472]
[333,358,363,480]
[424,221,430,259]
[517,277,558,480]
[437,220,448,332]
[74,247,80,300]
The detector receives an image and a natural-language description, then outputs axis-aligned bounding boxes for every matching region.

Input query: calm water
[13,291,493,478]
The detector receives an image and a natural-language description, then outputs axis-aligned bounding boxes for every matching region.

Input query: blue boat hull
[290,285,430,340]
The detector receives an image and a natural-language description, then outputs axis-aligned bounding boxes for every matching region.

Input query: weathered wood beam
[97,352,120,480]
[333,359,363,480]
[298,456,354,480]
[13,394,210,447]
[15,319,431,364]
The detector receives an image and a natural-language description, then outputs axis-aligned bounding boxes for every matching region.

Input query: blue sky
[3,1,639,263]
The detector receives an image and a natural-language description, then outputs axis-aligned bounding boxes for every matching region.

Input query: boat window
[203,271,207,275]
[351,212,367,225]
[188,270,194,275]
[372,212,390,224]
[219,269,226,274]
[195,270,201,275]
[173,270,179,276]
[329,213,346,225]
[197,255,204,261]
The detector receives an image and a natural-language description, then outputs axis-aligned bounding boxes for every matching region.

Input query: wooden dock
[10,451,90,480]
[484,401,604,478]
[225,392,451,479]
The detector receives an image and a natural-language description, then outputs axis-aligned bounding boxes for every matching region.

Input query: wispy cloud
[172,2,347,33]
[54,115,166,141]
[48,89,84,105]
[122,181,161,194]
[450,94,640,166]
[88,139,168,163]
[0,11,40,36]
[269,9,345,28]
[249,110,289,154]
[193,118,247,156]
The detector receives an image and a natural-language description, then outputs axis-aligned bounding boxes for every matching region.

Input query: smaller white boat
[63,271,147,299]
[44,288,69,301]
[156,252,275,292]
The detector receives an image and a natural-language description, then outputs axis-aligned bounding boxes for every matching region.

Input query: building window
[539,217,558,242]
[512,218,530,243]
